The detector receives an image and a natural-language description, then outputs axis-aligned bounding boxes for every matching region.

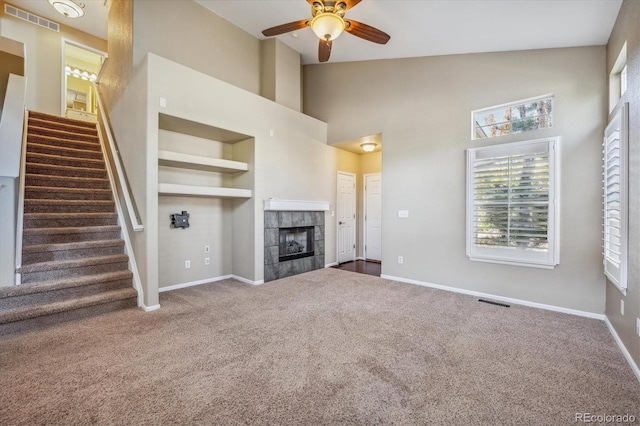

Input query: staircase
[0,111,138,335]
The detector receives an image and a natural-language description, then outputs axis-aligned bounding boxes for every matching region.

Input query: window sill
[468,256,558,270]
[605,274,627,296]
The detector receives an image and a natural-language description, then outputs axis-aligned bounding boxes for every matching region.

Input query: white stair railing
[93,83,145,305]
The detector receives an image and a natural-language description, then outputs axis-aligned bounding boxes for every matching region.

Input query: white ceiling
[7,1,622,65]
[196,0,622,65]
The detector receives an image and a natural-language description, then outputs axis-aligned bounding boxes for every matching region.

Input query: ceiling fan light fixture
[361,143,377,152]
[310,13,345,41]
[48,0,85,18]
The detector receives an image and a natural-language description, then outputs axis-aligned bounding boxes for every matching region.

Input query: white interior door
[337,172,356,264]
[364,173,382,261]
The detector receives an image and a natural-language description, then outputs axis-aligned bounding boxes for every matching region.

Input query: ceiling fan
[261,0,390,63]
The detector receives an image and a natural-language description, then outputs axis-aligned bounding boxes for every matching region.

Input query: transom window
[466,137,559,268]
[472,95,554,140]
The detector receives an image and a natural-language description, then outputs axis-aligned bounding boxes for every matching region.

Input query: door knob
[339,221,344,225]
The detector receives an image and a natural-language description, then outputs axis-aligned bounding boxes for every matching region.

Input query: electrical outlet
[398,256,404,264]
[620,299,624,316]
[637,318,640,337]
[185,260,191,269]
[205,257,210,265]
[204,245,210,253]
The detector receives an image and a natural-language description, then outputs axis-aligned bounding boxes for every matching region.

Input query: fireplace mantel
[263,199,330,211]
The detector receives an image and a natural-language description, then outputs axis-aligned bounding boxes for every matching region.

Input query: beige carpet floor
[1,268,639,425]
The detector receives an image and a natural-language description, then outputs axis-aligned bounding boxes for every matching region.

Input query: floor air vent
[4,4,60,32]
[478,299,510,308]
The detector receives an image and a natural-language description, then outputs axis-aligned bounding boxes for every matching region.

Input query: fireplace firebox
[279,226,314,262]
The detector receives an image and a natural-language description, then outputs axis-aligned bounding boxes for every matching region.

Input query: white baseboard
[356,257,365,261]
[231,274,264,286]
[325,262,338,268]
[380,274,605,320]
[142,304,160,312]
[604,317,640,384]
[159,275,233,293]
[159,275,264,292]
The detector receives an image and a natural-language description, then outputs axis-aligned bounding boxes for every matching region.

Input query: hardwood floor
[332,260,381,276]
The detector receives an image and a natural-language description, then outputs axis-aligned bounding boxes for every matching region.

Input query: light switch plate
[398,210,409,218]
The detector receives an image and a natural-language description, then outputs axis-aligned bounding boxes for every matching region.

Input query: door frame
[60,38,108,117]
[336,171,357,264]
[363,172,382,261]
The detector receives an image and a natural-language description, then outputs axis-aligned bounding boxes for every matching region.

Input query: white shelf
[158,183,252,199]
[158,150,248,173]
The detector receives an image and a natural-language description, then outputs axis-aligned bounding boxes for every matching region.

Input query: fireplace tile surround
[264,211,325,282]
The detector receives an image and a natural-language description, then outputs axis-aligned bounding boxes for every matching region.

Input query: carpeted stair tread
[23,225,121,244]
[24,174,110,189]
[0,287,137,325]
[8,111,137,335]
[22,239,126,265]
[24,199,115,207]
[25,212,117,220]
[23,239,125,254]
[24,201,115,214]
[27,142,103,160]
[26,152,106,169]
[19,254,129,274]
[28,125,99,143]
[25,186,113,201]
[25,162,108,179]
[0,270,133,299]
[27,134,100,151]
[28,117,97,136]
[23,212,118,228]
[28,110,96,129]
[24,225,120,237]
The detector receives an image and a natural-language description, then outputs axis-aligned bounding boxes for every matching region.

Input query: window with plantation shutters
[466,138,559,268]
[603,104,628,293]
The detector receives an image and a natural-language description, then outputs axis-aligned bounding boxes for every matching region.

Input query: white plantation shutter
[467,138,559,268]
[603,105,628,291]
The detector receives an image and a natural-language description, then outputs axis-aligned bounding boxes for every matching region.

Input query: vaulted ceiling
[8,1,622,65]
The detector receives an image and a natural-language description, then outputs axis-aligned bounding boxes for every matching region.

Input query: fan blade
[262,20,309,37]
[345,20,390,44]
[318,39,332,62]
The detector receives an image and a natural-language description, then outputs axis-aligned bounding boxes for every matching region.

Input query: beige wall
[126,53,351,304]
[260,39,302,112]
[132,0,261,96]
[606,0,640,370]
[157,130,234,289]
[304,46,606,314]
[0,1,106,115]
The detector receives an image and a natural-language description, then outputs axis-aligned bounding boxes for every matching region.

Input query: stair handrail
[13,110,28,285]
[93,83,144,305]
[93,83,143,231]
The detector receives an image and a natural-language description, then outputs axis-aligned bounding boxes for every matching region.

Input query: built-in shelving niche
[156,113,255,290]
[157,114,253,198]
